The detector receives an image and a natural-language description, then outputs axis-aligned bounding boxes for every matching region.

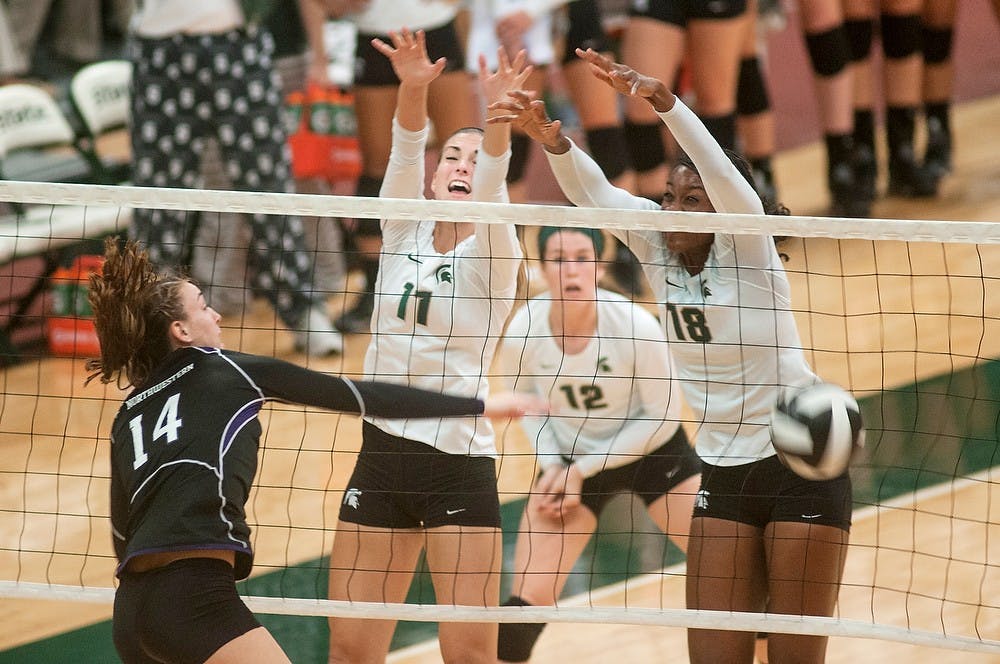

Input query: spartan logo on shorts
[343,488,362,509]
[694,488,710,510]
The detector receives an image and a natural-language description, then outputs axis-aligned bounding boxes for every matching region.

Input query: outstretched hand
[483,391,549,421]
[478,48,534,108]
[576,48,674,113]
[371,28,446,87]
[487,90,569,153]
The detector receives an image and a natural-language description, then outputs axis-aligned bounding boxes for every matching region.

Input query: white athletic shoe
[294,307,344,356]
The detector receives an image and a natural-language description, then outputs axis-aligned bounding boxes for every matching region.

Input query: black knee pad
[497,596,546,663]
[880,13,922,60]
[805,25,850,77]
[507,133,532,183]
[585,126,631,180]
[699,112,737,151]
[921,26,954,64]
[737,56,770,116]
[622,121,666,174]
[844,19,874,62]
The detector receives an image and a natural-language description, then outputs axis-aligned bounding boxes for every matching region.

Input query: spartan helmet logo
[435,264,453,284]
[343,488,362,509]
[597,356,612,373]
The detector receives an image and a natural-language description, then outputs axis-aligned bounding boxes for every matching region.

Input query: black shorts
[113,558,260,664]
[354,20,466,87]
[629,0,748,27]
[693,455,853,531]
[577,426,701,516]
[559,0,610,64]
[338,421,502,529]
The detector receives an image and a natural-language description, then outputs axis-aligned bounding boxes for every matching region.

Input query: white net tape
[2,180,999,243]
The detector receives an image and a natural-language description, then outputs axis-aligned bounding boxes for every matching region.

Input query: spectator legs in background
[920,0,957,180]
[0,3,29,82]
[190,139,253,318]
[6,0,103,70]
[844,0,939,203]
[797,0,871,217]
[737,0,778,205]
[130,28,341,355]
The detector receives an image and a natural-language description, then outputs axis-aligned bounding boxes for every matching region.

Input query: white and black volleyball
[769,383,865,481]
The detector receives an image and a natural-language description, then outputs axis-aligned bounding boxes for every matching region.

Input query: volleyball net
[1,181,998,658]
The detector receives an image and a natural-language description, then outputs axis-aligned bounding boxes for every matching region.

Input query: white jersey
[363,119,521,457]
[499,289,682,477]
[544,99,818,467]
[465,0,556,72]
[346,0,459,34]
[131,0,243,37]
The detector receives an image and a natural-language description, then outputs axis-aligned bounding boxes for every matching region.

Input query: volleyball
[769,383,865,481]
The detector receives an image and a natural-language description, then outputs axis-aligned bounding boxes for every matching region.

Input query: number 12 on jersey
[397,282,432,326]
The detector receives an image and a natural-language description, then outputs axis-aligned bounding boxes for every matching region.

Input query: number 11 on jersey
[397,281,432,326]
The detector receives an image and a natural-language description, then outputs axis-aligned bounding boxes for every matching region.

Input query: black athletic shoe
[827,157,871,219]
[888,148,940,198]
[923,116,952,179]
[333,292,374,334]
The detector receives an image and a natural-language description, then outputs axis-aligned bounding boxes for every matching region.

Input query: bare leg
[686,516,768,664]
[327,523,425,664]
[761,521,849,663]
[205,626,292,664]
[735,0,778,201]
[426,525,503,664]
[645,474,700,554]
[619,16,684,197]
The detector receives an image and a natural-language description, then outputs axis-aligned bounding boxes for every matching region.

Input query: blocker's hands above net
[487,90,569,153]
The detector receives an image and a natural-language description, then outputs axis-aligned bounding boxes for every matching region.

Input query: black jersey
[109,347,485,579]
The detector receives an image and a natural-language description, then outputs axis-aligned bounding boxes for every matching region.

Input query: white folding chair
[0,83,94,184]
[68,59,133,184]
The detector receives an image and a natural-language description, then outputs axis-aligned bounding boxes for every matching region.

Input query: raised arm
[469,48,532,269]
[372,28,444,243]
[577,48,763,215]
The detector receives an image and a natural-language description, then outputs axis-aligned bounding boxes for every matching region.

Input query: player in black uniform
[87,238,542,664]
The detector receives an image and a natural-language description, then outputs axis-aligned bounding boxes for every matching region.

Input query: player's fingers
[511,49,527,73]
[370,37,394,57]
[485,115,516,124]
[497,46,510,72]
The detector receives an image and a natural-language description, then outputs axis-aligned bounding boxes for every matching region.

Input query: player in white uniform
[326,31,531,664]
[495,226,700,663]
[489,49,853,664]
[315,0,477,333]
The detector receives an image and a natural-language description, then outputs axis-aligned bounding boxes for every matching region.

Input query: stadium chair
[0,83,131,362]
[68,59,132,184]
[0,83,96,185]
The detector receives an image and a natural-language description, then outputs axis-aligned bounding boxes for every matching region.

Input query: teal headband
[537,226,606,260]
